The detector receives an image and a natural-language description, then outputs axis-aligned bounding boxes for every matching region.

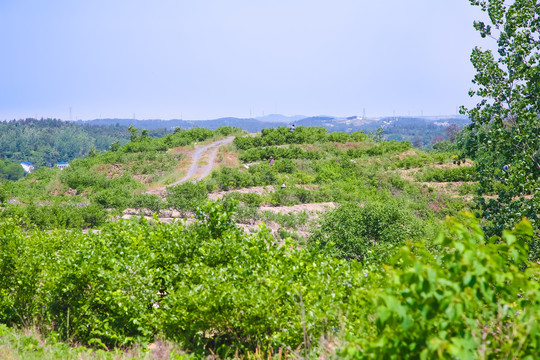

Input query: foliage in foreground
[460,0,540,236]
[0,324,193,360]
[1,200,540,358]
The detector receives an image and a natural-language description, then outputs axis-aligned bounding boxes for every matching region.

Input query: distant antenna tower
[363,108,366,119]
[133,113,136,120]
[69,107,72,121]
[421,109,424,117]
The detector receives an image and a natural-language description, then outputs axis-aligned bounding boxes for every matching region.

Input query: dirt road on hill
[146,137,234,196]
[169,136,235,186]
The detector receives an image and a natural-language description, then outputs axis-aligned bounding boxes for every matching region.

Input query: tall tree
[461,0,540,235]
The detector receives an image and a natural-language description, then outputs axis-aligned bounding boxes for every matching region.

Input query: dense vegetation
[1,201,540,359]
[459,0,540,238]
[1,1,540,356]
[0,118,170,167]
[1,119,538,358]
[0,126,241,229]
[0,158,24,181]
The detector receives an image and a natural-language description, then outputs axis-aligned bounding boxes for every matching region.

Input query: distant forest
[0,118,169,172]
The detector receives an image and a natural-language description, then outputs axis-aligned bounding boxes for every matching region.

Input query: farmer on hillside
[289,124,295,132]
[269,156,274,165]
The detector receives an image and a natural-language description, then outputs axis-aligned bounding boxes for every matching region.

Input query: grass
[0,325,192,360]
[0,325,340,359]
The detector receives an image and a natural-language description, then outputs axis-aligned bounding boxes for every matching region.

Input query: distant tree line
[0,118,170,167]
[0,159,24,181]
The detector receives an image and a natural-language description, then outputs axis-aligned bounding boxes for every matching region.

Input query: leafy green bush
[233,127,367,150]
[166,182,208,214]
[0,203,106,229]
[215,126,241,137]
[241,192,264,207]
[309,201,423,261]
[416,165,476,182]
[342,216,540,359]
[130,193,164,212]
[238,145,321,163]
[273,159,298,174]
[91,187,131,209]
[430,140,457,153]
[207,167,256,191]
[0,184,7,203]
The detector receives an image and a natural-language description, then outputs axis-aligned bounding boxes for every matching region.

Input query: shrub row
[239,146,322,162]
[0,203,539,358]
[346,140,412,157]
[416,165,477,182]
[233,127,367,150]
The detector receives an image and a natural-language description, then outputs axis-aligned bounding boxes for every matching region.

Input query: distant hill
[76,118,285,133]
[255,114,306,123]
[76,114,470,148]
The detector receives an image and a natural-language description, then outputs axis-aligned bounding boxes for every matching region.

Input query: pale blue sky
[0,1,489,120]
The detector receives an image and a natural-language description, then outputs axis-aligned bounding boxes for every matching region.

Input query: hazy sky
[0,1,490,120]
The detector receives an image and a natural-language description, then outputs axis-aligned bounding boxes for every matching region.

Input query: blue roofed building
[20,161,34,173]
[56,162,70,170]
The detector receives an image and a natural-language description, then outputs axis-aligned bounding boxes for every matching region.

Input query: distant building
[56,162,70,170]
[20,161,34,173]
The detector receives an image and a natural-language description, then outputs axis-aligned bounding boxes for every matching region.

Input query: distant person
[503,164,510,171]
[269,156,274,165]
[281,184,287,190]
[289,124,295,132]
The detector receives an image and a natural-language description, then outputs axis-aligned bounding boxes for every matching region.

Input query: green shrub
[309,201,423,261]
[342,216,540,359]
[207,167,255,190]
[166,181,208,214]
[430,140,457,153]
[0,204,107,229]
[91,187,131,209]
[241,192,263,207]
[238,146,321,163]
[130,193,164,212]
[416,165,476,182]
[272,158,297,174]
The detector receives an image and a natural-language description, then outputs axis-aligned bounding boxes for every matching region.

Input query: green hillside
[3,124,523,359]
[0,119,538,359]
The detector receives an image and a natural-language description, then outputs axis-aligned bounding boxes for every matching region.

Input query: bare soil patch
[134,174,153,184]
[259,202,336,215]
[208,186,275,201]
[331,141,372,151]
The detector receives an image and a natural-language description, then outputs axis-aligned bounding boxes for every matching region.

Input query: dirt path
[169,136,234,186]
[146,137,234,196]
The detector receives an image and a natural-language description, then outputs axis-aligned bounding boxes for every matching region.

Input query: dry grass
[96,163,126,179]
[391,148,420,159]
[217,144,239,168]
[0,326,189,360]
[331,141,372,151]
